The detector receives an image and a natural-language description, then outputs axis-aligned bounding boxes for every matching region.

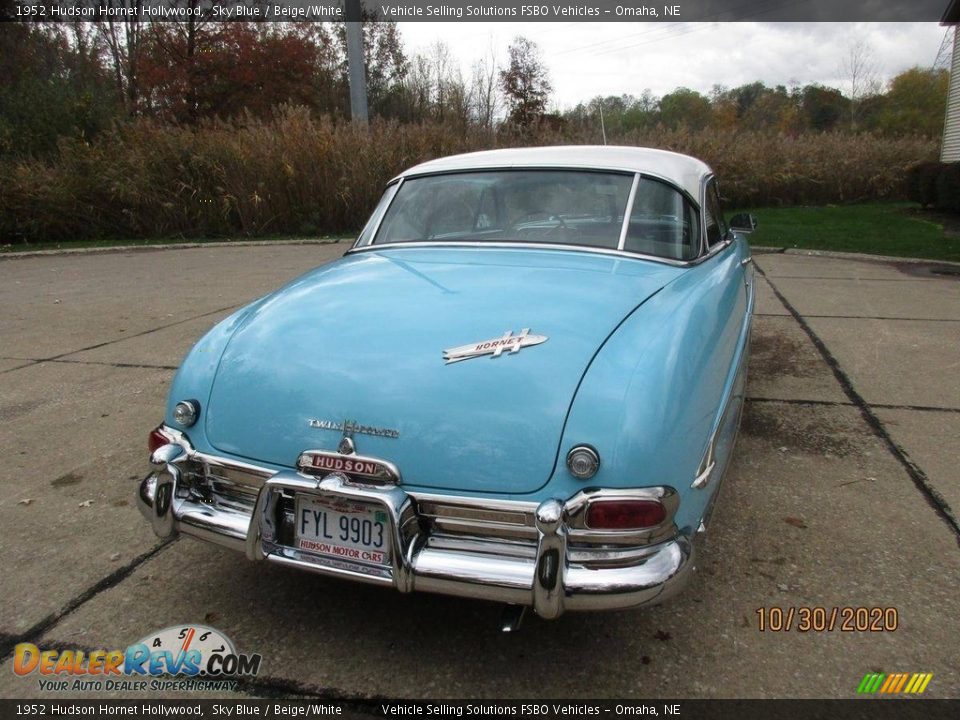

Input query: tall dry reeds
[0,107,938,243]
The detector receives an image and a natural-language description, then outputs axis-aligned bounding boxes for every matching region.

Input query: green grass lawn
[736,203,960,262]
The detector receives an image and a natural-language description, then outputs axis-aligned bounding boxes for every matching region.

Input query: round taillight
[586,499,666,530]
[566,445,600,479]
[148,428,169,454]
[173,400,199,427]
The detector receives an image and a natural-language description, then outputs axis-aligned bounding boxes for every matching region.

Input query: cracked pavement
[1,243,958,699]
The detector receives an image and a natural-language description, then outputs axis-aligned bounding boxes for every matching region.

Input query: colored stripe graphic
[857,673,884,693]
[894,674,909,693]
[857,672,932,694]
[871,673,886,693]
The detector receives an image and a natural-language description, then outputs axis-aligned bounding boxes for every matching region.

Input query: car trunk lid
[205,247,681,495]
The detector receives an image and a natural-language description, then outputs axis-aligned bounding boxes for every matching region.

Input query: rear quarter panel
[551,238,752,533]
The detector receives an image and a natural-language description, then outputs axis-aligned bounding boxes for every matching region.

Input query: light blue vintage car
[139,146,755,628]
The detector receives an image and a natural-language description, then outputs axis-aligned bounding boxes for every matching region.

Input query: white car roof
[397,145,713,203]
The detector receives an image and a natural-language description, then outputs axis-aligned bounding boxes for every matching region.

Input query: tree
[0,23,119,157]
[876,67,950,137]
[137,2,217,123]
[740,85,794,132]
[139,24,328,121]
[499,36,552,128]
[469,49,502,132]
[95,3,146,115]
[659,88,712,130]
[333,18,407,117]
[840,37,881,130]
[798,85,849,132]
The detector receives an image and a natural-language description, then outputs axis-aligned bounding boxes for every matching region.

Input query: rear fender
[551,244,748,532]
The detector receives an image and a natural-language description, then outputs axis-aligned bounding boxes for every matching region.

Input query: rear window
[371,169,698,262]
[373,170,633,251]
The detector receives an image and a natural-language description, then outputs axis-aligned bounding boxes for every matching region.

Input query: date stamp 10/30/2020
[756,606,899,633]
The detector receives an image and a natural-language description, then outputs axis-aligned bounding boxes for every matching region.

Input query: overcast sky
[399,22,951,109]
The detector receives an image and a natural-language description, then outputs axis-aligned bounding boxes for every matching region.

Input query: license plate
[295,494,391,566]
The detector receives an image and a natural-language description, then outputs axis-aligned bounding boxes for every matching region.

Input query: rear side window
[704,179,727,248]
[623,177,699,261]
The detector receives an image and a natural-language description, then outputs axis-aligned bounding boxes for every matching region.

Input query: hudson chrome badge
[443,328,548,364]
[297,450,401,485]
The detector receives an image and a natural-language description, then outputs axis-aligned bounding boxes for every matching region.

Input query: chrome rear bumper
[138,444,694,618]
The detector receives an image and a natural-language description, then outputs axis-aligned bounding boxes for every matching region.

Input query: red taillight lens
[586,500,666,530]
[148,428,169,454]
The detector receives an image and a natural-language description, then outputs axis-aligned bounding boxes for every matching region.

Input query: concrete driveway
[0,243,957,699]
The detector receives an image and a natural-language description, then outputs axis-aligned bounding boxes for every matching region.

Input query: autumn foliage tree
[139,23,334,122]
[499,36,552,129]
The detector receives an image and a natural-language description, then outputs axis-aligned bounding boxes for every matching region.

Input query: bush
[905,161,944,207]
[0,109,941,244]
[935,162,960,213]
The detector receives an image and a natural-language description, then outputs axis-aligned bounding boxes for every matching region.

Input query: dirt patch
[749,323,819,380]
[0,398,44,422]
[741,403,869,458]
[51,471,83,487]
[894,262,960,280]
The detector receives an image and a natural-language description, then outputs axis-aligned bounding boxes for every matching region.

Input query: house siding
[943,27,960,162]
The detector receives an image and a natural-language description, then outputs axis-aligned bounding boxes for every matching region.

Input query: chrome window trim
[347,241,696,268]
[699,173,734,260]
[700,235,734,262]
[351,166,709,265]
[391,164,688,191]
[616,173,641,251]
[698,173,710,256]
[355,178,402,248]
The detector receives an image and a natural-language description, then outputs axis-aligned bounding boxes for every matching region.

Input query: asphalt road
[1,243,958,700]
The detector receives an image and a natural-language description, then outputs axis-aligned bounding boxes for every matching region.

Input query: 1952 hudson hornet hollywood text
[137,146,755,626]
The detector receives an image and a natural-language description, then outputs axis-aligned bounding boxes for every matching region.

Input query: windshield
[370,170,698,261]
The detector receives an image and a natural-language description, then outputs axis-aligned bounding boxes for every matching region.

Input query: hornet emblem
[443,329,548,364]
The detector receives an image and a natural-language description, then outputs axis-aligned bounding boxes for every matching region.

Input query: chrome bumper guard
[138,444,694,618]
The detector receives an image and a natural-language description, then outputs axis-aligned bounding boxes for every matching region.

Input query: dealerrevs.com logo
[13,625,262,693]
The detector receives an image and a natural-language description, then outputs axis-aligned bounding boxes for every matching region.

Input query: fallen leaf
[784,516,807,529]
[78,500,94,508]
